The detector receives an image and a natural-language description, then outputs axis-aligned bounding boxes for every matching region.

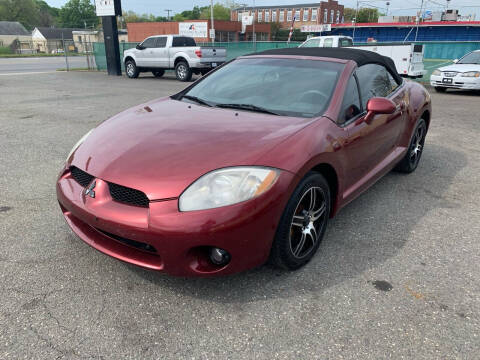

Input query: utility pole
[386,1,390,16]
[165,9,172,21]
[210,0,215,45]
[352,0,359,42]
[252,0,256,51]
[414,0,424,41]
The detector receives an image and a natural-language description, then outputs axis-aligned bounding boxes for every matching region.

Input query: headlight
[461,71,480,78]
[179,167,280,211]
[66,129,93,161]
[432,70,441,76]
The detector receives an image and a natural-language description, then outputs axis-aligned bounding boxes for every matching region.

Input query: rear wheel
[125,60,139,79]
[175,61,192,82]
[434,86,447,93]
[152,70,165,78]
[269,173,330,270]
[394,118,427,173]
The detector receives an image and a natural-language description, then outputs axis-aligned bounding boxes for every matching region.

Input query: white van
[299,36,425,78]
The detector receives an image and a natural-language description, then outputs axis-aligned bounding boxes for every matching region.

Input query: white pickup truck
[123,35,227,81]
[299,36,425,78]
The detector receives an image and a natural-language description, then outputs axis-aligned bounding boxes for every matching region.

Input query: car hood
[438,63,480,73]
[70,98,314,200]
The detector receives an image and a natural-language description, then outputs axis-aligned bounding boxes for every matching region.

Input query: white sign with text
[95,0,115,16]
[179,22,208,38]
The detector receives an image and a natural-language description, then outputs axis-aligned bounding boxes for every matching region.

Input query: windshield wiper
[181,95,213,107]
[215,103,281,116]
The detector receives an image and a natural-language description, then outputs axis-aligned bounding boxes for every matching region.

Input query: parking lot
[1,71,479,359]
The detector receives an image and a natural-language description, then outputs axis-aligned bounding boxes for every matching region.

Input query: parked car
[122,35,226,81]
[300,36,426,78]
[430,50,480,92]
[57,48,431,277]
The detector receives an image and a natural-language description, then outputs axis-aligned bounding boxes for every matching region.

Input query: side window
[301,38,320,47]
[141,38,156,48]
[155,37,167,48]
[356,64,398,109]
[339,75,362,124]
[339,38,353,47]
[172,37,196,47]
[323,38,333,47]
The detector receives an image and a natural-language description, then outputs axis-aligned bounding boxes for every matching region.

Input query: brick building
[127,20,271,43]
[231,0,344,29]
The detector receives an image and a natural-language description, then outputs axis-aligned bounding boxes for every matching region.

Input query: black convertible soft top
[249,47,402,84]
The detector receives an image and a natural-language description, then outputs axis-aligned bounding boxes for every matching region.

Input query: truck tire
[152,70,165,78]
[125,60,139,79]
[175,61,192,82]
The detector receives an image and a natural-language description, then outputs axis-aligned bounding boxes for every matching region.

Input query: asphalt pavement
[0,72,479,359]
[0,56,88,75]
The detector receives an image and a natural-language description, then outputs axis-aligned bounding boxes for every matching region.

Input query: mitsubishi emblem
[85,181,96,198]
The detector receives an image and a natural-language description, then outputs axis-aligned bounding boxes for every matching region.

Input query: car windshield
[180,57,343,118]
[458,52,480,64]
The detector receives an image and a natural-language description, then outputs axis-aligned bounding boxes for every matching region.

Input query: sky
[45,0,480,18]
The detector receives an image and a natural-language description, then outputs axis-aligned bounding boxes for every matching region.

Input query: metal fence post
[62,34,69,71]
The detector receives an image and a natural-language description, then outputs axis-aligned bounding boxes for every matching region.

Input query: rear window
[172,37,196,47]
[339,38,353,47]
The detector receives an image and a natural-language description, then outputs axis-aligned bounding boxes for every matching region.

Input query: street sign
[300,24,332,32]
[209,29,216,40]
[95,0,122,17]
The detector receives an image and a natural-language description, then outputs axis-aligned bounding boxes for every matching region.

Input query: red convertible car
[57,48,432,277]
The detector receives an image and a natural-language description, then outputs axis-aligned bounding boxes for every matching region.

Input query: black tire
[125,60,139,79]
[269,172,330,270]
[394,118,427,173]
[152,70,165,78]
[434,86,447,93]
[175,61,192,82]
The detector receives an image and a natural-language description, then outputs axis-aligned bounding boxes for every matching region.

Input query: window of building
[336,10,340,23]
[265,10,270,22]
[330,9,334,23]
[303,8,309,21]
[258,10,262,22]
[311,9,317,21]
[324,9,328,23]
[279,9,284,22]
[287,10,292,21]
[272,10,277,22]
[295,9,300,21]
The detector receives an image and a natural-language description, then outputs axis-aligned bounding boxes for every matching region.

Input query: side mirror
[136,44,145,50]
[453,59,458,63]
[364,97,396,124]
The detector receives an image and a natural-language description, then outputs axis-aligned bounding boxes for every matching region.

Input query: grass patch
[56,67,92,71]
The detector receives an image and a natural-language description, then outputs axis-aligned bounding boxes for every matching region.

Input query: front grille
[69,166,149,208]
[108,182,149,208]
[70,166,94,187]
[95,228,157,253]
[444,72,457,77]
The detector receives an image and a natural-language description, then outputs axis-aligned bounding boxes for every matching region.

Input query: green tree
[343,7,382,23]
[199,3,230,20]
[0,0,40,30]
[35,0,59,26]
[58,0,98,28]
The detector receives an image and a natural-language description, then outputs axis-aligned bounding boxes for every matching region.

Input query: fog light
[209,247,231,266]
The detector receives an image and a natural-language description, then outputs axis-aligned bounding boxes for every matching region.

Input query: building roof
[0,21,29,36]
[333,21,480,28]
[247,47,402,83]
[235,3,334,11]
[35,27,83,40]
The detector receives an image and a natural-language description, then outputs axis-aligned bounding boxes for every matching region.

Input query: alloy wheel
[289,187,327,259]
[177,65,187,80]
[409,122,426,168]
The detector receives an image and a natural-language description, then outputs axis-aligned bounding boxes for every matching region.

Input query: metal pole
[352,0,359,42]
[252,0,256,52]
[210,0,215,45]
[414,0,424,42]
[165,9,172,21]
[62,34,69,71]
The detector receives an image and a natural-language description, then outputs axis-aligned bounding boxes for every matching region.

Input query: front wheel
[394,118,427,173]
[175,61,192,82]
[269,173,330,270]
[125,60,139,79]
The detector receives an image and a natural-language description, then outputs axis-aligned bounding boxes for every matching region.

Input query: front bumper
[56,167,295,277]
[430,75,480,90]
